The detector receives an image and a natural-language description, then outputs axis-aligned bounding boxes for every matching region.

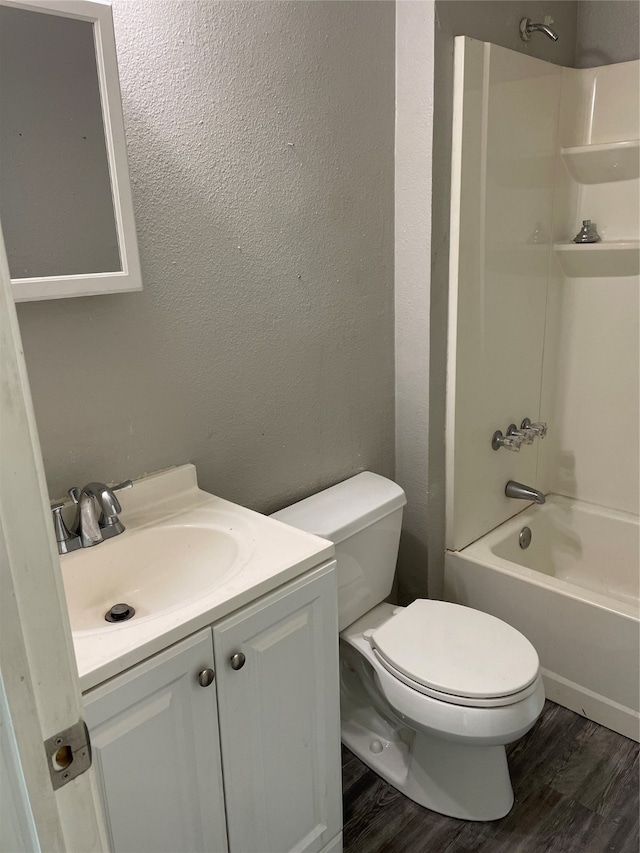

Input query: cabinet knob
[230,652,246,671]
[198,668,215,687]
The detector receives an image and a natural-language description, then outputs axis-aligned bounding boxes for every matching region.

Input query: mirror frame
[2,0,142,302]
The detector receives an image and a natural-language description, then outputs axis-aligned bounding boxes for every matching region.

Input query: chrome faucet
[505,481,546,505]
[68,480,133,549]
[519,18,559,42]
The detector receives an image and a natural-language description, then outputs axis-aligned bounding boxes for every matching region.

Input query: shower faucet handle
[521,419,548,439]
[507,424,535,445]
[491,430,522,452]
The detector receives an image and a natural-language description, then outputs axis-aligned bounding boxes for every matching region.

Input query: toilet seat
[371,649,540,708]
[369,600,540,709]
[341,612,546,746]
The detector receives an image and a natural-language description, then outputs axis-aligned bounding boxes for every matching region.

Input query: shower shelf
[561,139,640,184]
[554,241,640,277]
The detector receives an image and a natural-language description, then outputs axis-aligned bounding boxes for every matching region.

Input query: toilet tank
[271,472,406,631]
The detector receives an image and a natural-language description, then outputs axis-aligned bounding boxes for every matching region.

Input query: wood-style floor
[342,701,639,853]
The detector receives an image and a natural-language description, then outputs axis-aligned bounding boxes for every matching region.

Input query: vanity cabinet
[83,629,228,853]
[83,563,342,853]
[213,565,342,853]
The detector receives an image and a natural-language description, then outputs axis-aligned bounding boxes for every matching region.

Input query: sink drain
[105,603,136,623]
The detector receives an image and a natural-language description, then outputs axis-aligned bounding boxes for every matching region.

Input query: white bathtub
[444,495,640,741]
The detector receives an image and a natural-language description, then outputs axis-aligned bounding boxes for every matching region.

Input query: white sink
[58,464,335,691]
[61,505,255,635]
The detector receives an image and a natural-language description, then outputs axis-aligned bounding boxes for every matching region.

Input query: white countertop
[60,465,335,692]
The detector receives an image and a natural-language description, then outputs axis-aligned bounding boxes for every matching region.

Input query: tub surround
[540,58,640,517]
[446,38,639,740]
[423,0,579,601]
[447,43,639,544]
[446,37,562,552]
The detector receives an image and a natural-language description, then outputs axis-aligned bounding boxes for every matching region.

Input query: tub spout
[505,481,546,504]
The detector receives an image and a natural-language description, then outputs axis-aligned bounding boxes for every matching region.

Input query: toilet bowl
[271,472,544,821]
[340,602,544,819]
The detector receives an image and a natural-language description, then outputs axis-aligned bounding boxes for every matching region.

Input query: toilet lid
[371,600,540,700]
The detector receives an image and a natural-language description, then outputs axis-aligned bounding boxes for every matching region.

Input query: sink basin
[61,509,255,635]
[58,465,336,691]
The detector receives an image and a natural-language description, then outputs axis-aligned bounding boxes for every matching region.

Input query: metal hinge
[44,720,92,790]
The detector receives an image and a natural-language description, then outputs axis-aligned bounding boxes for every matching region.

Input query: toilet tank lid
[270,472,406,544]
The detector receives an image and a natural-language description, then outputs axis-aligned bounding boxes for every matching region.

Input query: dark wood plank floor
[343,701,639,853]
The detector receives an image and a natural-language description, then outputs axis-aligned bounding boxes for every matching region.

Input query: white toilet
[271,471,545,821]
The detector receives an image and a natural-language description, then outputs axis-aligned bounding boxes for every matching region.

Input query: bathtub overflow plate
[519,527,532,549]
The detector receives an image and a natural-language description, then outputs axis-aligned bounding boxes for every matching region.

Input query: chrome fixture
[507,423,535,446]
[492,430,523,452]
[505,481,546,504]
[230,652,246,671]
[66,480,133,550]
[519,18,559,42]
[198,669,215,688]
[573,220,601,244]
[521,418,548,439]
[519,527,532,549]
[51,502,81,554]
[493,419,548,451]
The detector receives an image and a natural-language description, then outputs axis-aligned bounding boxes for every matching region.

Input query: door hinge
[44,720,92,790]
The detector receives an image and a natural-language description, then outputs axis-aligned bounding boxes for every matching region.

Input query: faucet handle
[99,479,133,538]
[507,423,535,445]
[51,502,81,555]
[492,430,522,452]
[521,418,548,439]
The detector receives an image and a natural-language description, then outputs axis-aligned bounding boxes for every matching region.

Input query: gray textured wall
[398,0,579,603]
[576,0,640,67]
[15,1,396,511]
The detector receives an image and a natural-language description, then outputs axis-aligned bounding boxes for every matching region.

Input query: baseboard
[319,831,343,853]
[542,668,640,742]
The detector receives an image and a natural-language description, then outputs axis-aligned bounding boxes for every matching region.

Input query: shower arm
[519,18,559,42]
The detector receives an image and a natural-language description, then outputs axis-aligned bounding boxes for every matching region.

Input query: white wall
[13,1,396,513]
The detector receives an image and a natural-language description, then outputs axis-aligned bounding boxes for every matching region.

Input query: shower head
[519,18,559,42]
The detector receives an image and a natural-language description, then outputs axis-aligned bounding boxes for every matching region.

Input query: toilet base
[340,640,515,821]
[342,710,514,821]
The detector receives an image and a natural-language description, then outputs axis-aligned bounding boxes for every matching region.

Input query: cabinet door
[83,629,227,853]
[213,563,342,853]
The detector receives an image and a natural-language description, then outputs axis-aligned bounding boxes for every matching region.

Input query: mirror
[0,0,142,301]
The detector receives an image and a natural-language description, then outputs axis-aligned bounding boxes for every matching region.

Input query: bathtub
[444,495,640,741]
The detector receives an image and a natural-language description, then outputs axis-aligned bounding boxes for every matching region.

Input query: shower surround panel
[446,38,639,738]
